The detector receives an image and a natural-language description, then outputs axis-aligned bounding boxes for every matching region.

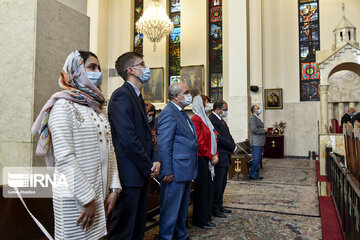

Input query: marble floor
[144,158,322,240]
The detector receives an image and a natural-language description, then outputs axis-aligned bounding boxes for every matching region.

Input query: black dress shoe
[249,176,263,180]
[207,221,216,227]
[213,211,226,218]
[193,223,213,229]
[220,208,232,214]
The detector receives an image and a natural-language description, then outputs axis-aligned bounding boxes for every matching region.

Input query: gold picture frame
[142,67,164,103]
[180,65,205,98]
[264,88,283,109]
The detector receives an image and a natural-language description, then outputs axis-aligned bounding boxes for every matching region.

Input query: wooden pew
[353,121,360,181]
[345,123,356,176]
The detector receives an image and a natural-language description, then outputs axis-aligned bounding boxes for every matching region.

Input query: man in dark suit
[249,105,268,180]
[157,82,198,240]
[108,52,160,240]
[209,100,237,218]
[342,107,355,126]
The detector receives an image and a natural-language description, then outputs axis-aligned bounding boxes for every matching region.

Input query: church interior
[1,0,360,239]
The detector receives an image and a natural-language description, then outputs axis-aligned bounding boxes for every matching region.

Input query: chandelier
[136,0,174,51]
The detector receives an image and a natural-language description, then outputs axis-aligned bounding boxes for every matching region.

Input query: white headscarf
[192,95,217,180]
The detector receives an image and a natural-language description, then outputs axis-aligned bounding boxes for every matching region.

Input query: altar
[263,134,284,158]
[317,5,360,175]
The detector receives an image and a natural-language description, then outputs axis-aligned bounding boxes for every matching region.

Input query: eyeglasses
[126,61,146,73]
[132,61,145,67]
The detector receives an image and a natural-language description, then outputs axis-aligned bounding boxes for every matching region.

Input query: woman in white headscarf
[191,95,219,229]
[31,51,121,239]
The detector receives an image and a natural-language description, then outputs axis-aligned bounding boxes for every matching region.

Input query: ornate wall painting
[264,88,283,109]
[301,81,319,100]
[209,0,223,102]
[169,0,181,86]
[143,68,164,102]
[298,0,320,101]
[134,0,144,54]
[180,65,205,98]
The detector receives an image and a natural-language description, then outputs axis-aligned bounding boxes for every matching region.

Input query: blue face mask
[138,68,151,83]
[257,108,262,115]
[87,72,102,87]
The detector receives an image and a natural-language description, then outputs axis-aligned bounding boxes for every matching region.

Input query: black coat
[351,113,360,126]
[108,82,158,187]
[341,113,351,127]
[209,112,236,168]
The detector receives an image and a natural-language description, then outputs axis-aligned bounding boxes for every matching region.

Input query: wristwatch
[110,188,121,195]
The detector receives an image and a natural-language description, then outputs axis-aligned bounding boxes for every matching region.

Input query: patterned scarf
[31,51,105,165]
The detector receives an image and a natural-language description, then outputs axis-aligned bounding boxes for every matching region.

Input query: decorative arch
[328,62,360,79]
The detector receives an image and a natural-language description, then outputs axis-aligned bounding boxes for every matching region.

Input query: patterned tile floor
[144,158,322,240]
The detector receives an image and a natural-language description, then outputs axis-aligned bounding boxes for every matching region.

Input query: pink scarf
[31,51,105,166]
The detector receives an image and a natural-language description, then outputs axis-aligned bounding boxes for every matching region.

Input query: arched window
[340,31,343,41]
[348,31,351,41]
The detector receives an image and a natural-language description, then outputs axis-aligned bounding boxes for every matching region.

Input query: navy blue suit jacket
[108,82,159,187]
[157,102,198,182]
[209,112,236,168]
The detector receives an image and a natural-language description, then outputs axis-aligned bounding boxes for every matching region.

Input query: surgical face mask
[257,108,262,115]
[87,71,102,87]
[181,94,192,106]
[220,110,228,118]
[205,103,212,112]
[148,115,153,123]
[350,112,355,117]
[137,67,151,83]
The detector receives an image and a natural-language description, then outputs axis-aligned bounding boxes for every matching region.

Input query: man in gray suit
[249,105,268,180]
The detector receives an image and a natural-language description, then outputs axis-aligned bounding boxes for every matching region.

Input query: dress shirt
[127,81,141,96]
[212,111,236,153]
[171,101,194,133]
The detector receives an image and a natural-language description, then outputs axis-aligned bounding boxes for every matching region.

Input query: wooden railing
[327,121,360,239]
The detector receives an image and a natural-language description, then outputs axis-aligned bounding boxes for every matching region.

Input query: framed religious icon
[264,88,283,109]
[142,67,164,103]
[180,65,205,98]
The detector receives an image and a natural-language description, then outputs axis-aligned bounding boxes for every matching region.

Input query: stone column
[0,0,89,184]
[223,0,250,142]
[328,103,334,128]
[349,102,356,109]
[338,102,345,123]
[320,84,329,134]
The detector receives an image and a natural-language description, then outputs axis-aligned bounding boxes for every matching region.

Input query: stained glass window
[134,0,144,54]
[169,0,181,85]
[298,0,320,101]
[209,0,223,102]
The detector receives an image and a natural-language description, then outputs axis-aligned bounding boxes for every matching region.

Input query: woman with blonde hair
[32,51,121,239]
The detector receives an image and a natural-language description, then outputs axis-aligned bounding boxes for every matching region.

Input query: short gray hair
[168,83,183,100]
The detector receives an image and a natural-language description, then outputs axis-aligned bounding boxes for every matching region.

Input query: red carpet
[316,161,343,239]
[319,196,343,240]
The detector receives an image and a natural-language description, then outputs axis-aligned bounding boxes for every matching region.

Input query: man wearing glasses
[108,52,161,239]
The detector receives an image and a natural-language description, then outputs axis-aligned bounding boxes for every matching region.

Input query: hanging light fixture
[136,0,174,51]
